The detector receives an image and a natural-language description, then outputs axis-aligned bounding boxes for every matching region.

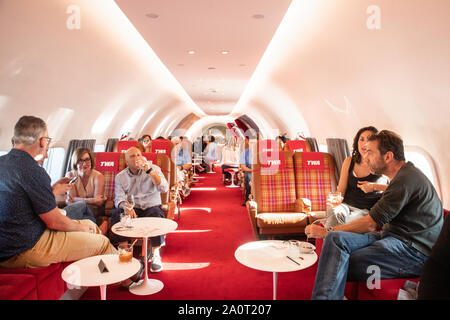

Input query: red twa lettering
[100,161,115,167]
[267,160,281,165]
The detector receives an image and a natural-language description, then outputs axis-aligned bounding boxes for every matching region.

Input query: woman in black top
[325,126,389,229]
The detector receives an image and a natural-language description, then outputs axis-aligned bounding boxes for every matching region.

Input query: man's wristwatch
[326,226,334,233]
[146,167,153,174]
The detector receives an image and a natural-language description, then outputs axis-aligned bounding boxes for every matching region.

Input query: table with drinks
[61,254,141,300]
[111,216,178,296]
[234,240,317,300]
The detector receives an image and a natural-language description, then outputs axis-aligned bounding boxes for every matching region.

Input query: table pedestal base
[273,272,278,300]
[226,171,239,188]
[129,278,164,296]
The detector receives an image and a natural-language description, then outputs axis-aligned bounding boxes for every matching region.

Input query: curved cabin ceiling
[0,0,449,206]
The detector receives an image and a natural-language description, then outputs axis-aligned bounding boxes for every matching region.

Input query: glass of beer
[118,243,133,263]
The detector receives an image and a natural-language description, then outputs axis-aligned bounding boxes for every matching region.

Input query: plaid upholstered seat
[247,150,309,238]
[293,152,337,220]
[247,149,338,239]
[92,152,126,216]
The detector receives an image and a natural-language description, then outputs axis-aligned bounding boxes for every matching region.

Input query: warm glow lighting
[0,95,9,110]
[232,0,324,120]
[120,107,145,135]
[185,115,236,141]
[221,50,229,55]
[180,207,212,213]
[188,50,196,55]
[162,262,210,271]
[83,1,205,117]
[45,108,74,143]
[190,187,217,191]
[170,229,213,233]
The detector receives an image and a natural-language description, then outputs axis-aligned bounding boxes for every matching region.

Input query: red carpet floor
[81,168,318,300]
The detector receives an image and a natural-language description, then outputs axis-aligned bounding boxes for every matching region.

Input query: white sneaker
[150,254,163,273]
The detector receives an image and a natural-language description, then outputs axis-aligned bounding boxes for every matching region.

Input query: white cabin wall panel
[0,0,194,150]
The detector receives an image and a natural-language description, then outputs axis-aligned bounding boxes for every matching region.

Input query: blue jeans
[64,201,96,223]
[110,206,165,248]
[311,231,427,300]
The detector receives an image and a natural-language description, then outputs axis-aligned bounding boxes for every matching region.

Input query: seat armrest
[246,201,259,239]
[295,198,312,213]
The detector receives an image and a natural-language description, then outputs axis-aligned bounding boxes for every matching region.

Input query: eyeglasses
[77,158,91,164]
[41,136,52,144]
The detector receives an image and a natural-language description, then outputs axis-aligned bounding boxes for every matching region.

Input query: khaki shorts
[0,220,117,268]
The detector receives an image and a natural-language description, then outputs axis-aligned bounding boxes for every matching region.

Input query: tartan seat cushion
[293,152,337,212]
[257,151,297,213]
[256,212,308,228]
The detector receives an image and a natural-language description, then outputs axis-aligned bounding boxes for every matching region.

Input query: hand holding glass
[327,192,343,207]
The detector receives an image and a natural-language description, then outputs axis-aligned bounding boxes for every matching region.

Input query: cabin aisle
[81,168,317,300]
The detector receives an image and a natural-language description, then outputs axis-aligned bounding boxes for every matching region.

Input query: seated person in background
[0,116,117,269]
[325,126,388,228]
[36,145,99,230]
[204,136,218,172]
[240,136,254,206]
[139,134,152,153]
[110,147,169,273]
[305,130,443,300]
[275,135,288,151]
[171,136,192,196]
[65,147,107,232]
[221,136,240,184]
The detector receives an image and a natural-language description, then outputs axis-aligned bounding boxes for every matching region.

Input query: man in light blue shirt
[111,147,169,273]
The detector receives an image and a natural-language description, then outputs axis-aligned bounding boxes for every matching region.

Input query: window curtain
[105,138,118,152]
[326,138,350,181]
[306,137,319,152]
[62,139,96,176]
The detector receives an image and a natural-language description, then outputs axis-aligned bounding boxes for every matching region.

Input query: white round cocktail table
[111,217,178,296]
[61,254,141,300]
[234,240,317,300]
[224,167,240,188]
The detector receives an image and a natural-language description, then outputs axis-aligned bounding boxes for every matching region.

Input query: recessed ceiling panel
[115,0,292,115]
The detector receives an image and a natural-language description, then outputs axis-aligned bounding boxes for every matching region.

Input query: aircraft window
[0,151,8,156]
[318,144,328,153]
[405,150,436,187]
[94,144,105,152]
[43,147,65,185]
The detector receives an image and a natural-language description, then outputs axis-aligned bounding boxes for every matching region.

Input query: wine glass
[126,194,135,210]
[328,191,343,207]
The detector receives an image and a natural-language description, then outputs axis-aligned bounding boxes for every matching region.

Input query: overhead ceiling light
[188,50,195,55]
[221,50,229,55]
[252,14,265,19]
[145,13,159,19]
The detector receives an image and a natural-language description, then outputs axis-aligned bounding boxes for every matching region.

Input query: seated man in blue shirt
[0,116,117,269]
[110,147,169,273]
